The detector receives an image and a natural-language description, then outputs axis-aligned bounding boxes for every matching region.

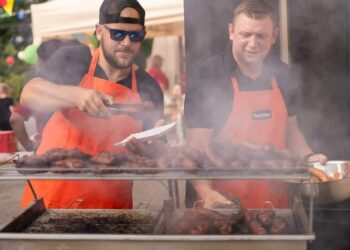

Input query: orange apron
[213,76,289,209]
[21,49,142,209]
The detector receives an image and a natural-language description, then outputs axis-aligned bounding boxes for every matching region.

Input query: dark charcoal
[24,211,155,234]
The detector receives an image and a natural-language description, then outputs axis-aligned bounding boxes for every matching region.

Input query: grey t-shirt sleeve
[37,45,91,85]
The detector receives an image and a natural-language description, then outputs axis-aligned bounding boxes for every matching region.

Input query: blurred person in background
[0,83,16,153]
[10,39,84,151]
[20,0,163,209]
[147,54,169,92]
[37,39,65,66]
[0,83,14,131]
[184,0,327,209]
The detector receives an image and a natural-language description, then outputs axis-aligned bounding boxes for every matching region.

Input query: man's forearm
[187,128,215,199]
[191,180,213,197]
[10,113,33,151]
[20,78,81,113]
[286,116,313,158]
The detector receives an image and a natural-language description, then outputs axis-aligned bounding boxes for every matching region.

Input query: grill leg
[167,180,180,208]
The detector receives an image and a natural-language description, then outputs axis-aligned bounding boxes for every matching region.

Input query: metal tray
[288,161,350,204]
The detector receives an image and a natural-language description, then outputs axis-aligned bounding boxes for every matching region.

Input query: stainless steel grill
[0,159,314,250]
[0,198,314,250]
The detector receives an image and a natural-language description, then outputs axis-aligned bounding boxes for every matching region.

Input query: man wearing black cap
[20,0,164,209]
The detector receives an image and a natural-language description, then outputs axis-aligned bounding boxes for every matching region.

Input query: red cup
[0,131,17,153]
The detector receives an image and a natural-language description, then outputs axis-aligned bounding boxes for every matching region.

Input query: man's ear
[272,27,279,44]
[95,24,103,41]
[228,22,234,41]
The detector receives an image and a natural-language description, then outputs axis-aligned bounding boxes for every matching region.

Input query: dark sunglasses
[103,25,146,43]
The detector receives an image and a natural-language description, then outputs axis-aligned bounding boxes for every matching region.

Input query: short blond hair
[233,0,276,26]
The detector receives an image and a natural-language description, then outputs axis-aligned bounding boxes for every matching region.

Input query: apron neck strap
[131,65,138,93]
[271,76,278,90]
[87,48,100,77]
[231,75,279,92]
[88,48,138,93]
[231,76,240,92]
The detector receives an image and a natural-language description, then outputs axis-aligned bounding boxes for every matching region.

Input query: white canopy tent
[30,0,184,92]
[30,0,184,44]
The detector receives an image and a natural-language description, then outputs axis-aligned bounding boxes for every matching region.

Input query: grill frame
[0,159,315,250]
[0,163,311,180]
[0,198,314,250]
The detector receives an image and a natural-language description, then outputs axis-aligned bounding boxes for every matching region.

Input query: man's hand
[205,145,225,167]
[76,89,113,118]
[198,189,232,209]
[186,128,224,167]
[191,180,232,209]
[125,119,167,158]
[307,153,328,165]
[154,119,165,128]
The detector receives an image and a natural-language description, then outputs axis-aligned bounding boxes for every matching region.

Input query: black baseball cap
[99,0,145,26]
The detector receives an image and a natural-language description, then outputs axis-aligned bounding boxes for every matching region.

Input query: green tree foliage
[0,0,48,100]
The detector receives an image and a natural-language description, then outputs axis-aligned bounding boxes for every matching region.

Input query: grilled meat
[257,209,275,227]
[14,155,49,174]
[212,141,305,169]
[51,158,88,173]
[248,220,267,235]
[244,210,256,223]
[190,220,210,235]
[270,217,288,234]
[125,138,166,159]
[91,152,131,166]
[174,207,290,235]
[41,148,91,163]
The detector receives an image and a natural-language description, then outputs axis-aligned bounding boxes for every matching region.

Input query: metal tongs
[107,103,145,114]
[106,101,154,119]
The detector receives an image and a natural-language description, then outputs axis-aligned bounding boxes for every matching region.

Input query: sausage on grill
[270,217,287,234]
